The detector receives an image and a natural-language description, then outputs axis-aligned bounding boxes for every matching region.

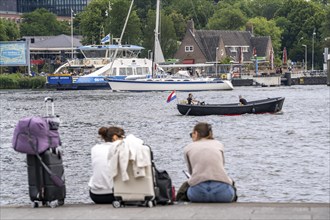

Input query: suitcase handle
[45,97,55,116]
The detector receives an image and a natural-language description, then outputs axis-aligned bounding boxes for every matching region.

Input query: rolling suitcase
[15,97,66,208]
[112,145,156,208]
[27,148,66,208]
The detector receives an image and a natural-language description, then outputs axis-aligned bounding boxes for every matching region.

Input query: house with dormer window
[174,20,273,67]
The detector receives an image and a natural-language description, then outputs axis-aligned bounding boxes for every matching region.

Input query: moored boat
[108,76,233,91]
[177,97,285,116]
[107,0,234,92]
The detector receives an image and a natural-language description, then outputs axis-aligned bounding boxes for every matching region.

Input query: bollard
[284,72,291,86]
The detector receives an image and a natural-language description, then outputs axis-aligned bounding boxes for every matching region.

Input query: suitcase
[112,145,156,208]
[27,148,66,208]
[26,97,66,208]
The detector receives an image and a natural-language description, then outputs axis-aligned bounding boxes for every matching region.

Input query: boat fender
[102,59,108,64]
[85,60,91,65]
[252,107,256,113]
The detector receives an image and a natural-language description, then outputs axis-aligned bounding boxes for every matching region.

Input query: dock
[1,202,329,220]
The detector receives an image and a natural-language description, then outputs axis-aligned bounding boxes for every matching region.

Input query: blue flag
[101,34,111,44]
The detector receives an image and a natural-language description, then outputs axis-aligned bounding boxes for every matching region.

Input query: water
[1,85,329,205]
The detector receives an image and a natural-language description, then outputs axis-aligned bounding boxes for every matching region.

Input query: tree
[143,9,177,59]
[78,0,141,45]
[20,8,68,36]
[275,0,326,69]
[207,7,247,30]
[247,0,284,20]
[0,19,20,41]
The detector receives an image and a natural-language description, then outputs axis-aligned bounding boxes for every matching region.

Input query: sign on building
[0,41,29,66]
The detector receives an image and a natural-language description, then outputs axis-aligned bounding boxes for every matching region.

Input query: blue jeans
[187,181,235,203]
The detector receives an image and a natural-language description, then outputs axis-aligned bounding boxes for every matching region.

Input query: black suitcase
[27,149,66,208]
[26,97,65,208]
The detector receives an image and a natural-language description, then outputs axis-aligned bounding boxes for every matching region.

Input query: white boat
[108,77,233,91]
[46,1,151,90]
[108,0,234,92]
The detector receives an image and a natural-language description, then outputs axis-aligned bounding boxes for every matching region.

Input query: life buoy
[221,74,227,80]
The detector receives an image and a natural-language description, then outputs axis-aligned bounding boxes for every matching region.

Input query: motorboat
[45,44,152,90]
[177,97,285,116]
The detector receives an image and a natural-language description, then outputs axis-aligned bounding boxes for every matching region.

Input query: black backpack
[154,168,174,205]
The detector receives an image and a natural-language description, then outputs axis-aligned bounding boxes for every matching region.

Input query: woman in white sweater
[88,126,125,204]
[184,122,236,203]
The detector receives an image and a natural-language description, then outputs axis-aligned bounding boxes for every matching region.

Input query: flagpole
[71,8,74,59]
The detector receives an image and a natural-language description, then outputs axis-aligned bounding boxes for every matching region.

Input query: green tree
[247,0,284,20]
[20,8,68,36]
[79,0,141,45]
[0,19,20,41]
[275,0,326,68]
[207,7,247,30]
[143,9,177,59]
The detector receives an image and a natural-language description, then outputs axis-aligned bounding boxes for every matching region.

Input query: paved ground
[1,202,329,220]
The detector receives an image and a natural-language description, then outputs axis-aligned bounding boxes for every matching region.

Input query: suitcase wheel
[112,200,121,208]
[32,201,39,208]
[147,200,153,208]
[49,201,57,208]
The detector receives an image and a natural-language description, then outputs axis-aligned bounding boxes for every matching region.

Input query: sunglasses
[189,132,193,138]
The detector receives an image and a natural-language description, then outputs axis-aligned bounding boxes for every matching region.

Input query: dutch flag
[101,34,111,44]
[166,90,176,103]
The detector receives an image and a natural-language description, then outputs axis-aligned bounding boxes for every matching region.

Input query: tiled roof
[194,30,270,62]
[29,34,82,50]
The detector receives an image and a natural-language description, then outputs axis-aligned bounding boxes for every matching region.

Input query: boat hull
[108,79,234,91]
[177,97,285,116]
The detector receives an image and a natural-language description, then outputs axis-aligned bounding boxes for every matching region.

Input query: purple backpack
[12,116,61,155]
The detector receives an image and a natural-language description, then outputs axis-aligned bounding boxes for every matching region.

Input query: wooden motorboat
[177,97,285,116]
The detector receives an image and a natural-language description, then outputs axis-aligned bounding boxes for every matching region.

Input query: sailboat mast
[106,0,134,76]
[153,0,165,75]
[154,0,160,57]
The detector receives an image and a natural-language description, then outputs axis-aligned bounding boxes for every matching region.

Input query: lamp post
[215,47,219,77]
[302,44,307,72]
[312,28,316,71]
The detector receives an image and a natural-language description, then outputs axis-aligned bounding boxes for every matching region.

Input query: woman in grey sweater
[184,122,236,202]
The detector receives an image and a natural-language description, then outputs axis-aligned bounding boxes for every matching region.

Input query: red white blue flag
[166,90,176,103]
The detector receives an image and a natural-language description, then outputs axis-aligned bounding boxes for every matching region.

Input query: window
[185,46,194,52]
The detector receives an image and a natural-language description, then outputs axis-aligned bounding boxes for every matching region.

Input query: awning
[182,59,195,64]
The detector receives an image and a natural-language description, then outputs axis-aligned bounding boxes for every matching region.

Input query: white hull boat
[108,77,234,91]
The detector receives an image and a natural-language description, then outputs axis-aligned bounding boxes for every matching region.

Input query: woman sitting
[183,122,236,203]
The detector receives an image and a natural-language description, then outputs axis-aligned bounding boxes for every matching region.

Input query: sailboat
[108,0,234,91]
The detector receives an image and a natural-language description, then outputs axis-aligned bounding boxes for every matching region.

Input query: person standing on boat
[88,126,125,204]
[183,122,236,203]
[239,95,247,105]
[187,93,199,105]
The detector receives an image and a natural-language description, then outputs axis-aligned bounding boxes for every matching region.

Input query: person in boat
[239,95,247,105]
[88,126,125,204]
[187,93,199,105]
[181,122,237,203]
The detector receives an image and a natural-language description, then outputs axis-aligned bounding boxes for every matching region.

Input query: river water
[1,85,329,205]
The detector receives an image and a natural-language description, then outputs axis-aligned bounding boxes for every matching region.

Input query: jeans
[187,181,235,203]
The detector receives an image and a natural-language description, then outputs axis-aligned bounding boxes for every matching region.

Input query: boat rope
[185,108,192,116]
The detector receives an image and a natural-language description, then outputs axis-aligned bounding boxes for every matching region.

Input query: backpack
[154,168,175,205]
[12,116,61,155]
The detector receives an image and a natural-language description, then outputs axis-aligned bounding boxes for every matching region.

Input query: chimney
[187,19,195,34]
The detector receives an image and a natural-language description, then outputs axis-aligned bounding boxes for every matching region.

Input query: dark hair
[98,126,125,142]
[193,122,213,140]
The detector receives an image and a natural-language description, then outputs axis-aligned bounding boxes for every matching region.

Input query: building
[174,20,273,67]
[0,0,91,18]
